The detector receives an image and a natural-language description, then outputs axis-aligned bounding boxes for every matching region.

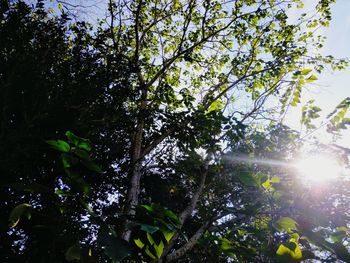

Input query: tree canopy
[1,0,350,262]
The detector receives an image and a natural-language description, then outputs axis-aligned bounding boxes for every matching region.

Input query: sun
[293,153,342,183]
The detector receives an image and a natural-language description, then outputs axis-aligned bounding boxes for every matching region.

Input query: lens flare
[293,153,341,182]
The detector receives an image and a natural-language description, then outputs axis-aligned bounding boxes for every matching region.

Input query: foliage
[1,0,350,263]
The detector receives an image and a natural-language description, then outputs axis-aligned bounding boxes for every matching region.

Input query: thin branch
[165,221,211,262]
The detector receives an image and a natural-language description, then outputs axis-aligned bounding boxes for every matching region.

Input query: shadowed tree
[1,0,350,262]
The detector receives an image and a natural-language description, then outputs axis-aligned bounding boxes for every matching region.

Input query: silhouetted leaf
[97,228,131,261]
[238,171,256,186]
[65,244,81,261]
[9,203,32,227]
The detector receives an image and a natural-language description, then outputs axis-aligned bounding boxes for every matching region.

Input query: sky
[38,0,350,147]
[284,0,350,147]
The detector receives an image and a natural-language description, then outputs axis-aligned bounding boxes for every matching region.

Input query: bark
[178,163,208,225]
[165,222,210,262]
[122,0,145,241]
[159,162,209,260]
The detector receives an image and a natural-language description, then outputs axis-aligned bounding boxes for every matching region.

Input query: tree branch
[165,221,211,262]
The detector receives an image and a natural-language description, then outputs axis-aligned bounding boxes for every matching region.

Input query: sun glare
[293,153,342,183]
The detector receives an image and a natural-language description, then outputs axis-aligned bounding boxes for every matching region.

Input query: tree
[1,0,350,262]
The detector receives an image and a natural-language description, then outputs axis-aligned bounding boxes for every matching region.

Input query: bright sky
[40,0,350,147]
[284,0,350,147]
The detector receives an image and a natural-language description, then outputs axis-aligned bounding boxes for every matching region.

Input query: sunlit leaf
[154,240,164,258]
[207,100,222,113]
[273,217,298,233]
[161,228,175,242]
[270,176,281,183]
[147,232,155,245]
[276,239,302,260]
[306,75,318,82]
[301,68,312,75]
[46,139,70,152]
[134,238,145,249]
[262,179,271,190]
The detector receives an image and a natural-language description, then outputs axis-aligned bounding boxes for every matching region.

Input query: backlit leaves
[273,217,298,233]
[276,238,302,261]
[327,97,350,133]
[46,139,70,152]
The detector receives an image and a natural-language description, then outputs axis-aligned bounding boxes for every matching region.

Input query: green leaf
[73,149,91,161]
[80,158,103,173]
[331,242,350,262]
[141,224,159,234]
[46,139,70,152]
[262,179,271,190]
[270,176,281,183]
[65,244,81,261]
[330,229,347,243]
[55,189,72,196]
[163,209,181,226]
[141,204,154,213]
[71,176,91,195]
[161,229,175,242]
[276,239,302,260]
[61,153,76,169]
[65,131,92,151]
[207,100,222,113]
[263,176,280,190]
[306,75,318,82]
[273,217,298,233]
[97,228,131,261]
[336,226,348,233]
[147,232,155,245]
[134,238,145,249]
[9,203,32,227]
[301,68,312,75]
[145,246,157,259]
[238,171,257,186]
[154,240,164,258]
[220,238,233,251]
